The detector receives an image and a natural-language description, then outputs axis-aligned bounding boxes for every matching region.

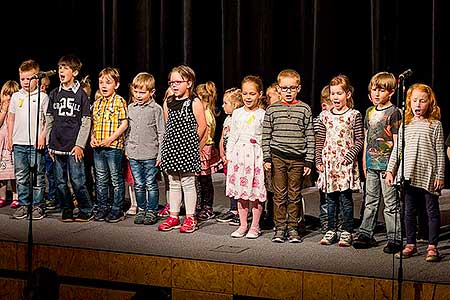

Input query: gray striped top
[386,119,445,194]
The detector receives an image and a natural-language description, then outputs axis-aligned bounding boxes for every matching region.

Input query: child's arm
[362,129,368,178]
[99,119,128,147]
[262,109,272,171]
[0,98,9,127]
[304,109,315,176]
[434,122,445,192]
[447,147,450,161]
[155,104,166,166]
[6,112,15,152]
[343,112,364,165]
[219,127,226,164]
[193,99,207,148]
[314,117,326,172]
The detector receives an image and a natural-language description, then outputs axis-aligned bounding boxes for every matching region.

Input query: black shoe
[94,208,109,222]
[134,209,146,224]
[45,199,59,210]
[105,210,125,223]
[143,211,157,225]
[229,213,240,226]
[352,233,377,249]
[216,210,236,223]
[75,211,93,222]
[272,230,286,243]
[61,208,74,222]
[383,241,403,254]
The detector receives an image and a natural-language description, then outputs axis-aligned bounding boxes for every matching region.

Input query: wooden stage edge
[1,241,450,300]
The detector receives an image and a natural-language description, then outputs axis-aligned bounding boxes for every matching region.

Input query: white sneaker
[320,230,338,245]
[338,231,353,247]
[231,227,247,238]
[126,206,137,216]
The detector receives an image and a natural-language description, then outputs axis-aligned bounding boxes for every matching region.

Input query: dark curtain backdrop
[1,0,449,183]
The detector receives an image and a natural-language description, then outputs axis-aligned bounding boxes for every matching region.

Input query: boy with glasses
[262,69,315,243]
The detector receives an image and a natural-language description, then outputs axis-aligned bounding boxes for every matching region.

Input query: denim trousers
[54,154,93,213]
[326,189,353,232]
[271,155,304,231]
[13,145,45,206]
[129,159,159,213]
[359,169,401,241]
[404,185,440,246]
[44,147,56,202]
[93,148,124,211]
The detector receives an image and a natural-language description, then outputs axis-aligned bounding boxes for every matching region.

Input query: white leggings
[168,172,197,216]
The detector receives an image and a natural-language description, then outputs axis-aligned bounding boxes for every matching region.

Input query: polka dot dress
[161,97,201,173]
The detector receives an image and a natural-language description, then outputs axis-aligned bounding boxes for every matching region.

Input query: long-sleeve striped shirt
[262,101,315,167]
[386,119,445,194]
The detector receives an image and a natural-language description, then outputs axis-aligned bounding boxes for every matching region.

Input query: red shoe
[180,216,197,233]
[10,199,19,209]
[157,203,170,217]
[158,216,180,231]
[0,198,6,208]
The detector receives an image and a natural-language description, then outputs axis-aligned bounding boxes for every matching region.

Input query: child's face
[330,84,350,111]
[222,97,234,115]
[169,72,191,99]
[98,75,119,98]
[369,86,393,106]
[266,87,280,105]
[410,89,429,118]
[133,86,154,104]
[19,70,38,92]
[59,65,78,87]
[277,77,300,103]
[321,102,332,111]
[242,82,261,111]
[1,93,11,105]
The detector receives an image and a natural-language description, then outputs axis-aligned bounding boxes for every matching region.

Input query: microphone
[31,70,57,80]
[398,69,413,79]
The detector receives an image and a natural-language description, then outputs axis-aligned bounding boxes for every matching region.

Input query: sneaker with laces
[75,211,93,222]
[287,229,302,243]
[198,208,215,221]
[229,213,240,226]
[353,233,377,249]
[105,210,125,223]
[383,241,402,254]
[143,211,157,225]
[45,199,58,210]
[10,199,20,209]
[158,216,181,231]
[31,206,46,220]
[94,208,109,222]
[338,231,353,247]
[157,203,170,217]
[320,230,338,245]
[62,208,74,222]
[13,206,28,219]
[134,209,146,224]
[272,230,286,243]
[216,210,237,223]
[180,216,197,233]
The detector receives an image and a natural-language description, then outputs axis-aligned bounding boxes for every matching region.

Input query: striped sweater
[262,101,315,167]
[386,119,445,194]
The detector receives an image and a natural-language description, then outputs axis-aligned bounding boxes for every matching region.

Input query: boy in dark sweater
[45,55,93,222]
[262,69,315,243]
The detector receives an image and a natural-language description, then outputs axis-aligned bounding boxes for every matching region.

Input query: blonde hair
[98,67,120,84]
[1,80,20,97]
[368,72,397,92]
[223,87,243,109]
[277,69,301,85]
[80,75,92,99]
[242,75,264,93]
[405,83,440,125]
[169,65,196,98]
[131,72,155,91]
[196,81,217,115]
[329,74,354,108]
[320,85,331,105]
[19,59,40,73]
[163,87,174,103]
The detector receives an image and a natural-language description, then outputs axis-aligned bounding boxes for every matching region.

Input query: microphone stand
[395,75,407,300]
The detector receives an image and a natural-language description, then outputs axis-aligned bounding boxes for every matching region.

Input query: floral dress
[0,114,14,180]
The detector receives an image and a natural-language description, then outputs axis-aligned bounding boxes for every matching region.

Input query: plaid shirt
[92,93,128,149]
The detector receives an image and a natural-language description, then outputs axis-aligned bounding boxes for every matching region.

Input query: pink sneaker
[157,203,170,217]
[10,199,19,209]
[180,216,197,233]
[158,216,180,231]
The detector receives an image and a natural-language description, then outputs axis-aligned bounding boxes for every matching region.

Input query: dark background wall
[1,0,449,183]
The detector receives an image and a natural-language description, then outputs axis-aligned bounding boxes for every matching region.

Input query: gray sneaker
[287,229,302,243]
[31,206,46,220]
[272,230,286,243]
[134,209,146,225]
[13,206,28,219]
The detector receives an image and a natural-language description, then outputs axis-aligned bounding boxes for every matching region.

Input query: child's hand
[385,171,394,186]
[156,160,161,167]
[36,135,45,150]
[71,146,84,162]
[434,179,444,192]
[99,137,113,147]
[263,162,271,171]
[48,150,55,161]
[221,155,227,165]
[6,137,12,152]
[303,167,311,176]
[316,163,324,172]
[90,136,98,148]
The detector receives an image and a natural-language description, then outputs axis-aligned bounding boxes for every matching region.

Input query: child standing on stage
[195,81,222,220]
[226,75,266,239]
[385,83,445,262]
[0,81,19,208]
[91,67,128,223]
[125,72,165,225]
[8,59,49,220]
[45,54,93,222]
[262,69,315,243]
[316,74,364,247]
[216,88,243,225]
[353,72,402,253]
[158,65,207,233]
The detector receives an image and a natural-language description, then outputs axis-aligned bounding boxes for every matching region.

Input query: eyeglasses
[168,80,188,86]
[278,85,299,92]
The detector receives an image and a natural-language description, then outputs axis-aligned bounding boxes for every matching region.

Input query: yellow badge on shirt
[18,98,24,108]
[246,114,255,125]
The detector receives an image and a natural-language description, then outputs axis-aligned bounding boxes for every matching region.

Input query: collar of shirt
[19,88,39,97]
[280,99,299,106]
[58,80,80,93]
[130,99,154,107]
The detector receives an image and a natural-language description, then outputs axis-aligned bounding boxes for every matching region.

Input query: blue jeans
[93,148,124,211]
[44,147,56,202]
[129,159,159,212]
[13,145,45,206]
[54,154,93,213]
[326,189,353,232]
[359,169,401,241]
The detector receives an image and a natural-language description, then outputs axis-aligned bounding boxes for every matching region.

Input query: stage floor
[1,173,450,284]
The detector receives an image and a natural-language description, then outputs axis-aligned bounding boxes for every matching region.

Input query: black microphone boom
[31,70,57,80]
[398,69,413,79]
